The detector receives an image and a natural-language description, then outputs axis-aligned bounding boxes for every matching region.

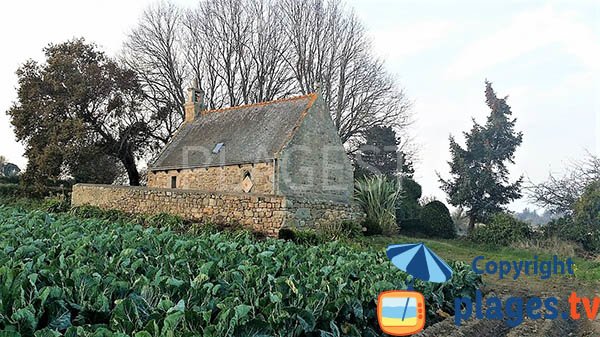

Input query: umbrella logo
[377,243,454,336]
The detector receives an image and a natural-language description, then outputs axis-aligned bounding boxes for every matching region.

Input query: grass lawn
[354,234,600,291]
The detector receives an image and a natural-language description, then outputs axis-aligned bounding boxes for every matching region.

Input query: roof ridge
[202,92,317,115]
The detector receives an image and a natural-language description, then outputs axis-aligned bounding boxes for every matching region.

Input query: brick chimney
[184,80,205,123]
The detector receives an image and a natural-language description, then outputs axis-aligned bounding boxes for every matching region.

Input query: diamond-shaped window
[241,172,253,193]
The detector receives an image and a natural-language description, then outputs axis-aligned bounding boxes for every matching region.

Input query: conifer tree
[439,81,523,232]
[354,126,413,179]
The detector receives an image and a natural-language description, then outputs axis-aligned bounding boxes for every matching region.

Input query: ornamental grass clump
[354,175,402,235]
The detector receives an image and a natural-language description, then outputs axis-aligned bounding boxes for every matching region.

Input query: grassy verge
[354,234,600,285]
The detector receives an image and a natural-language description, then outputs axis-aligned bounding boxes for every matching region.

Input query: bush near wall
[419,201,456,239]
[470,213,532,246]
[354,176,401,236]
[0,183,70,199]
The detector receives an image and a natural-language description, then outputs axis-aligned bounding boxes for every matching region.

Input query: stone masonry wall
[147,162,274,194]
[276,95,354,203]
[71,184,362,236]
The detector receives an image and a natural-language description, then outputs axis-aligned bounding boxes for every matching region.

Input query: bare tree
[123,0,412,156]
[528,152,600,214]
[182,0,295,108]
[122,1,188,147]
[279,0,412,146]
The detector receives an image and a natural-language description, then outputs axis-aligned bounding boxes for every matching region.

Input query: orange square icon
[377,290,426,336]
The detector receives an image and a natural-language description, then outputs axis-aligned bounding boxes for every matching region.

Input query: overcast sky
[0,0,598,211]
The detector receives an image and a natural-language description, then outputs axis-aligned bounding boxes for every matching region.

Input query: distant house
[147,85,354,203]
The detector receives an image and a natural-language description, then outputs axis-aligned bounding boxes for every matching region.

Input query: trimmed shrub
[420,201,456,239]
[278,227,296,241]
[470,213,531,246]
[396,177,422,222]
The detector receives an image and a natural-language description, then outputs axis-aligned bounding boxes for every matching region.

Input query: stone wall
[148,162,274,194]
[71,184,362,236]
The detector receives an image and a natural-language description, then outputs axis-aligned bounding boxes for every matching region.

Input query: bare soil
[416,273,600,337]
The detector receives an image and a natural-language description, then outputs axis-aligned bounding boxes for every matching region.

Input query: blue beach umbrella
[386,243,453,283]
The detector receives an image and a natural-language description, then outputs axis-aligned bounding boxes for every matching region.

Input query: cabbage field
[0,206,481,336]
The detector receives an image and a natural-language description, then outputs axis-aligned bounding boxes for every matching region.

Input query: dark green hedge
[0,184,70,200]
[398,218,422,234]
[420,201,456,239]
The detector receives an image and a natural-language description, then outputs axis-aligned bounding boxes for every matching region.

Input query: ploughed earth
[416,273,600,337]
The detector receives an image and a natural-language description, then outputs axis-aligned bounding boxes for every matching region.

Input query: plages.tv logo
[378,243,454,336]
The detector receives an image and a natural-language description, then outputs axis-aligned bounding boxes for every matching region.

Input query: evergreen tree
[354,126,413,179]
[439,81,523,232]
[7,39,148,186]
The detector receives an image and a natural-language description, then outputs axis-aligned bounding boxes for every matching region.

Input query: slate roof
[150,93,317,171]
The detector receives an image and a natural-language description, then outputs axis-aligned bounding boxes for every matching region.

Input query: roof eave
[149,158,276,172]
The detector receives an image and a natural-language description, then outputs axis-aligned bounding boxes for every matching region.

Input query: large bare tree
[122,1,188,148]
[123,0,412,154]
[182,0,294,108]
[279,0,411,145]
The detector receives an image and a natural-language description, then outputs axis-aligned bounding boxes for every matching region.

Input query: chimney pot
[184,82,205,123]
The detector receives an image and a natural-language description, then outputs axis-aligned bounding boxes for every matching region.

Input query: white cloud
[445,5,600,80]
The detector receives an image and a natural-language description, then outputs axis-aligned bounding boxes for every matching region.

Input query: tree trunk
[468,214,476,234]
[120,151,140,186]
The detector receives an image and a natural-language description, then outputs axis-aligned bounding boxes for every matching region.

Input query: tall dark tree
[354,126,413,178]
[64,145,125,184]
[439,81,523,232]
[7,39,149,186]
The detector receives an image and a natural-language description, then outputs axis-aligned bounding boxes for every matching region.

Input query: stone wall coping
[73,183,356,206]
